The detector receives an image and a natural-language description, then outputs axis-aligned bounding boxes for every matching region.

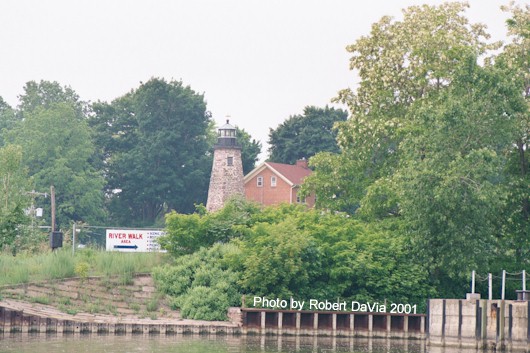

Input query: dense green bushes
[154,200,432,320]
[153,243,241,320]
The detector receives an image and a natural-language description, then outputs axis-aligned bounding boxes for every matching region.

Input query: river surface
[0,334,482,353]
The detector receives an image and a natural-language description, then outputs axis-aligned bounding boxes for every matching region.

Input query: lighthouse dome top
[215,119,240,148]
[218,119,236,137]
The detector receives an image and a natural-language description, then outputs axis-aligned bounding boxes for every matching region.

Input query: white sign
[105,229,166,252]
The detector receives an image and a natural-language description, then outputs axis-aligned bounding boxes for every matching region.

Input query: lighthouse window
[257,176,263,187]
[271,176,277,187]
[227,156,233,166]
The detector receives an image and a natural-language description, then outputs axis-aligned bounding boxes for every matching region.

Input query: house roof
[244,161,312,187]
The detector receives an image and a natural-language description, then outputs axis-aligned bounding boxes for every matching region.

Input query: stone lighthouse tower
[206,119,244,212]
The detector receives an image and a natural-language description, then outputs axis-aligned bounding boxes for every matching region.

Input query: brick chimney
[296,158,308,169]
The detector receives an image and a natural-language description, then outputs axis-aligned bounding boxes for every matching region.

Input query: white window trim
[257,176,263,187]
[271,176,277,187]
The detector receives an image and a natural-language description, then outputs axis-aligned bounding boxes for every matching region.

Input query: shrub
[152,243,242,320]
[74,261,90,280]
[179,286,230,321]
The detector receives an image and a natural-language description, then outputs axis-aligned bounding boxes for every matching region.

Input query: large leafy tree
[0,97,17,146]
[494,3,530,268]
[236,127,261,175]
[90,78,214,226]
[304,3,495,213]
[5,100,106,227]
[302,3,528,295]
[268,106,347,164]
[0,145,31,251]
[4,81,106,227]
[18,81,85,114]
[395,62,524,291]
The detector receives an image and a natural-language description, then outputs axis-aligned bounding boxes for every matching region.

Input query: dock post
[260,311,266,332]
[481,300,487,344]
[278,312,283,335]
[499,300,505,350]
[332,313,337,336]
[442,299,446,340]
[350,314,354,335]
[526,301,530,348]
[57,319,64,334]
[368,314,373,336]
[313,313,318,334]
[4,310,12,333]
[296,312,301,335]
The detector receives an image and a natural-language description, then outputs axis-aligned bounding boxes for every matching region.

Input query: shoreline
[0,298,239,335]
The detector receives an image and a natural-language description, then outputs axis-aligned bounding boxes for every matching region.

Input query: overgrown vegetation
[154,200,432,320]
[153,3,529,322]
[0,2,527,324]
[153,243,241,321]
[0,248,167,286]
[0,248,171,317]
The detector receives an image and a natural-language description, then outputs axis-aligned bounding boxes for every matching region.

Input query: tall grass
[0,248,168,286]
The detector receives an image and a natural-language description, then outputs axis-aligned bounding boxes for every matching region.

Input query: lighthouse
[206,119,244,212]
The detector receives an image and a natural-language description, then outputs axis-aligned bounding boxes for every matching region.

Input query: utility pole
[50,185,56,232]
[49,185,62,251]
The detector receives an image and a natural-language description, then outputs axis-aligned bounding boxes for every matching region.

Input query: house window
[227,156,233,166]
[271,176,277,187]
[257,176,263,187]
[296,194,306,204]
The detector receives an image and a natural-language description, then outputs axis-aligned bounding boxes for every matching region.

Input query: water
[0,334,480,353]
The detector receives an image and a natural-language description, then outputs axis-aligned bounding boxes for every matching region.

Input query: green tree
[5,102,106,227]
[495,3,530,268]
[395,62,524,292]
[0,97,17,146]
[236,127,261,174]
[303,3,495,213]
[0,145,31,252]
[301,3,528,296]
[90,78,214,226]
[268,106,347,164]
[18,80,85,118]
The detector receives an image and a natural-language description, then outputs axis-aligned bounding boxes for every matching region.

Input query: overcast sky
[0,0,523,160]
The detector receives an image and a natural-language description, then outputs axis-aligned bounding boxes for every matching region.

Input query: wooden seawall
[0,300,241,336]
[240,308,426,339]
[0,302,426,339]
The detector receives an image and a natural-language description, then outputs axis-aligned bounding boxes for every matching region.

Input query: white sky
[0,0,523,160]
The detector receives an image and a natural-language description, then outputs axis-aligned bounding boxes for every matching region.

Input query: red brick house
[244,159,315,207]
